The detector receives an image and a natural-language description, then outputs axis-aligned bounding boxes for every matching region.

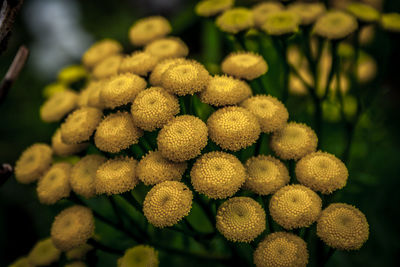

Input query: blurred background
[1,0,400,266]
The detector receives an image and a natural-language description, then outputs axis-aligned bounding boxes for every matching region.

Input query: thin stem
[323,247,336,265]
[322,41,339,100]
[120,191,144,215]
[87,238,123,255]
[263,196,273,233]
[109,196,124,228]
[179,97,187,114]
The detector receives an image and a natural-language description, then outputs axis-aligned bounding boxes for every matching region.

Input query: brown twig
[1,0,23,53]
[0,163,12,186]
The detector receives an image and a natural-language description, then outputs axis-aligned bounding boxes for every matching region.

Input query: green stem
[109,196,124,228]
[322,41,339,100]
[87,238,123,255]
[179,97,187,114]
[120,191,144,215]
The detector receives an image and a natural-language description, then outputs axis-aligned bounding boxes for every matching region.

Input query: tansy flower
[27,238,61,266]
[216,197,266,242]
[245,155,289,195]
[37,162,72,205]
[70,155,106,199]
[131,87,180,131]
[60,107,103,144]
[295,151,348,194]
[65,262,87,267]
[149,58,187,86]
[207,106,261,151]
[357,52,377,84]
[241,95,288,133]
[15,143,52,184]
[94,112,143,153]
[58,65,87,85]
[82,39,122,69]
[288,2,326,25]
[191,152,246,199]
[137,150,187,186]
[86,80,106,109]
[129,16,171,46]
[143,181,193,228]
[254,232,309,267]
[51,129,88,157]
[195,0,234,17]
[270,122,318,160]
[43,82,68,98]
[157,115,208,162]
[269,184,322,229]
[119,51,159,76]
[51,205,95,251]
[40,90,78,122]
[262,10,301,36]
[252,2,285,28]
[216,8,254,34]
[92,55,123,80]
[221,52,268,80]
[145,37,189,61]
[313,11,358,40]
[9,257,30,267]
[118,245,159,267]
[66,244,93,260]
[317,203,369,250]
[346,2,380,23]
[95,157,139,195]
[100,73,146,109]
[199,75,252,106]
[381,13,400,32]
[160,59,210,96]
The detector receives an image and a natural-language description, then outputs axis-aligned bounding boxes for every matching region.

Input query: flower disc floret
[82,39,122,68]
[262,10,301,36]
[252,2,285,28]
[195,0,234,17]
[216,8,254,34]
[40,90,78,122]
[119,245,159,267]
[221,51,268,80]
[144,37,189,61]
[129,16,171,46]
[52,129,88,157]
[119,51,159,76]
[313,11,358,40]
[27,238,61,266]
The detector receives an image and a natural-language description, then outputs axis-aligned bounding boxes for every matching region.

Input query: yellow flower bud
[40,90,78,123]
[119,51,159,76]
[82,39,122,69]
[145,37,189,61]
[216,8,254,34]
[313,11,358,40]
[288,2,326,25]
[261,11,301,36]
[252,2,284,28]
[118,245,159,267]
[346,2,380,23]
[149,58,187,86]
[52,129,88,157]
[221,51,268,80]
[92,55,123,80]
[27,238,61,266]
[129,16,171,46]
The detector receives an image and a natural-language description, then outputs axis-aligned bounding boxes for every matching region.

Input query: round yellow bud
[144,37,189,61]
[58,65,87,85]
[191,152,246,199]
[317,203,369,250]
[15,143,52,184]
[157,115,208,162]
[216,8,254,34]
[40,90,78,122]
[252,2,285,28]
[261,11,301,36]
[52,129,88,157]
[43,82,68,98]
[346,2,380,23]
[207,106,261,151]
[288,2,326,25]
[270,122,318,161]
[119,245,159,267]
[381,13,400,32]
[221,51,268,80]
[51,205,95,251]
[92,55,122,80]
[143,181,193,228]
[119,51,159,76]
[9,257,30,267]
[94,112,143,153]
[149,58,187,86]
[27,238,61,266]
[129,16,171,46]
[313,11,358,40]
[195,0,234,17]
[269,184,322,229]
[82,39,122,69]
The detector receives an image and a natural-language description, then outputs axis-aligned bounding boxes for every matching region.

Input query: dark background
[1,0,400,266]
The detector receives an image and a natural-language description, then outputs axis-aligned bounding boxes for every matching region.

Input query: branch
[0,0,23,53]
[0,163,12,186]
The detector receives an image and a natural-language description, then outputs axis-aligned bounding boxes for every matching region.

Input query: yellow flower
[221,51,268,80]
[137,150,187,186]
[92,54,123,80]
[15,143,52,184]
[66,244,93,260]
[118,245,159,267]
[95,157,139,195]
[51,129,88,157]
[357,52,377,84]
[295,151,348,194]
[40,90,78,123]
[313,11,358,40]
[131,87,180,131]
[191,152,246,199]
[60,107,103,144]
[27,238,61,266]
[70,155,106,199]
[119,51,159,76]
[100,73,146,109]
[269,184,322,229]
[254,232,309,267]
[82,39,122,69]
[288,2,326,25]
[216,197,265,242]
[94,112,143,153]
[144,37,189,61]
[381,13,400,32]
[346,2,380,23]
[317,203,369,250]
[149,58,187,86]
[37,162,72,205]
[129,16,171,46]
[270,122,318,161]
[245,155,289,195]
[216,8,254,34]
[143,181,193,228]
[241,95,288,133]
[157,115,208,162]
[195,0,234,17]
[51,205,95,251]
[252,2,284,28]
[9,257,30,267]
[65,262,87,267]
[199,75,252,106]
[58,65,87,85]
[207,106,261,151]
[261,10,301,36]
[43,82,68,98]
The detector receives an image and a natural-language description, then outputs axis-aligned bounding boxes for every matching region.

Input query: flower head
[252,2,284,28]
[313,11,358,40]
[118,245,159,267]
[254,232,309,267]
[346,2,380,23]
[191,152,246,199]
[157,115,208,162]
[92,54,123,79]
[27,238,61,266]
[262,10,301,36]
[195,0,234,17]
[15,143,52,184]
[143,181,193,228]
[216,197,265,242]
[269,184,322,229]
[82,39,122,68]
[51,205,95,251]
[381,13,400,32]
[66,244,93,260]
[288,2,326,25]
[149,58,187,86]
[78,81,104,109]
[119,51,159,76]
[52,129,88,156]
[58,65,87,85]
[207,106,261,151]
[9,257,30,267]
[317,203,369,250]
[221,51,268,80]
[245,155,289,195]
[145,37,189,61]
[129,16,171,46]
[40,90,78,122]
[216,8,254,34]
